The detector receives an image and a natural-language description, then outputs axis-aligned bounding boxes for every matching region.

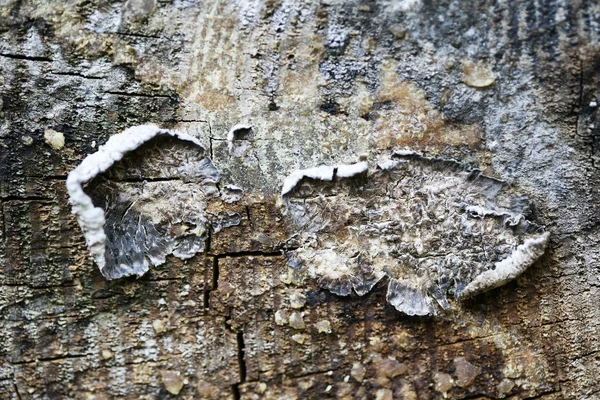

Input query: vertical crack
[203,255,218,309]
[212,256,219,290]
[575,57,584,146]
[13,383,22,400]
[577,58,584,138]
[245,205,251,224]
[236,331,247,382]
[208,120,214,160]
[231,330,246,400]
[202,285,210,309]
[231,384,241,399]
[203,230,213,309]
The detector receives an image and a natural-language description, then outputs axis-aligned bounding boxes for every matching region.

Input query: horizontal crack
[115,31,162,39]
[0,53,53,62]
[138,277,183,282]
[0,195,53,201]
[0,283,77,290]
[50,71,104,80]
[23,175,68,180]
[211,250,283,258]
[99,177,187,183]
[8,353,90,365]
[167,119,209,123]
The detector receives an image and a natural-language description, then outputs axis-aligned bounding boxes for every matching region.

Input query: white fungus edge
[281,161,368,196]
[66,124,209,278]
[459,231,550,298]
[227,123,252,154]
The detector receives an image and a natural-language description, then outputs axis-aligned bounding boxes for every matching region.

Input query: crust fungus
[227,123,253,157]
[67,125,237,280]
[281,151,549,316]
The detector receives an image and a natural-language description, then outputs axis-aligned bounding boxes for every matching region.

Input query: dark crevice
[244,205,251,223]
[164,119,209,123]
[231,330,246,399]
[208,121,214,159]
[203,288,210,309]
[205,229,212,254]
[0,53,53,62]
[212,256,219,290]
[99,177,186,183]
[13,384,22,400]
[231,384,241,400]
[25,174,68,180]
[237,331,247,382]
[0,283,77,290]
[138,277,182,282]
[204,255,218,309]
[103,91,174,99]
[115,31,162,39]
[211,250,283,258]
[576,59,583,138]
[0,195,52,201]
[50,71,104,80]
[29,244,84,251]
[9,353,89,365]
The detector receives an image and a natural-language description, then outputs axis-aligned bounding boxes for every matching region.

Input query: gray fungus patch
[67,125,547,314]
[67,125,241,280]
[281,151,549,316]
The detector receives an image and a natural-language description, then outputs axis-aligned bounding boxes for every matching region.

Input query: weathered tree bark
[1,0,599,399]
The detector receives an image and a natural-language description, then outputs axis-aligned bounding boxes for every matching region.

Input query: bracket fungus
[281,151,549,316]
[67,125,237,280]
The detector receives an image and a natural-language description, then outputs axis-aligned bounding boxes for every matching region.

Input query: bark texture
[1,0,599,399]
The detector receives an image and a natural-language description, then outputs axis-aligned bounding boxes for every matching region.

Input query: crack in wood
[0,53,53,62]
[103,91,174,99]
[231,330,247,400]
[115,31,162,39]
[49,71,104,80]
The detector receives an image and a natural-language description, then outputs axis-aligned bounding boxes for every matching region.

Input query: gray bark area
[1,0,600,399]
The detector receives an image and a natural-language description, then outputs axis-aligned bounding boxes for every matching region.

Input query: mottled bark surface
[1,0,600,399]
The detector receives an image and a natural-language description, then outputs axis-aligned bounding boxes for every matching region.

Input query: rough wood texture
[1,0,599,398]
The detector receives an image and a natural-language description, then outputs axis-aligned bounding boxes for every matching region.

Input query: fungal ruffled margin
[227,123,253,156]
[67,124,226,279]
[281,152,549,316]
[281,162,368,196]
